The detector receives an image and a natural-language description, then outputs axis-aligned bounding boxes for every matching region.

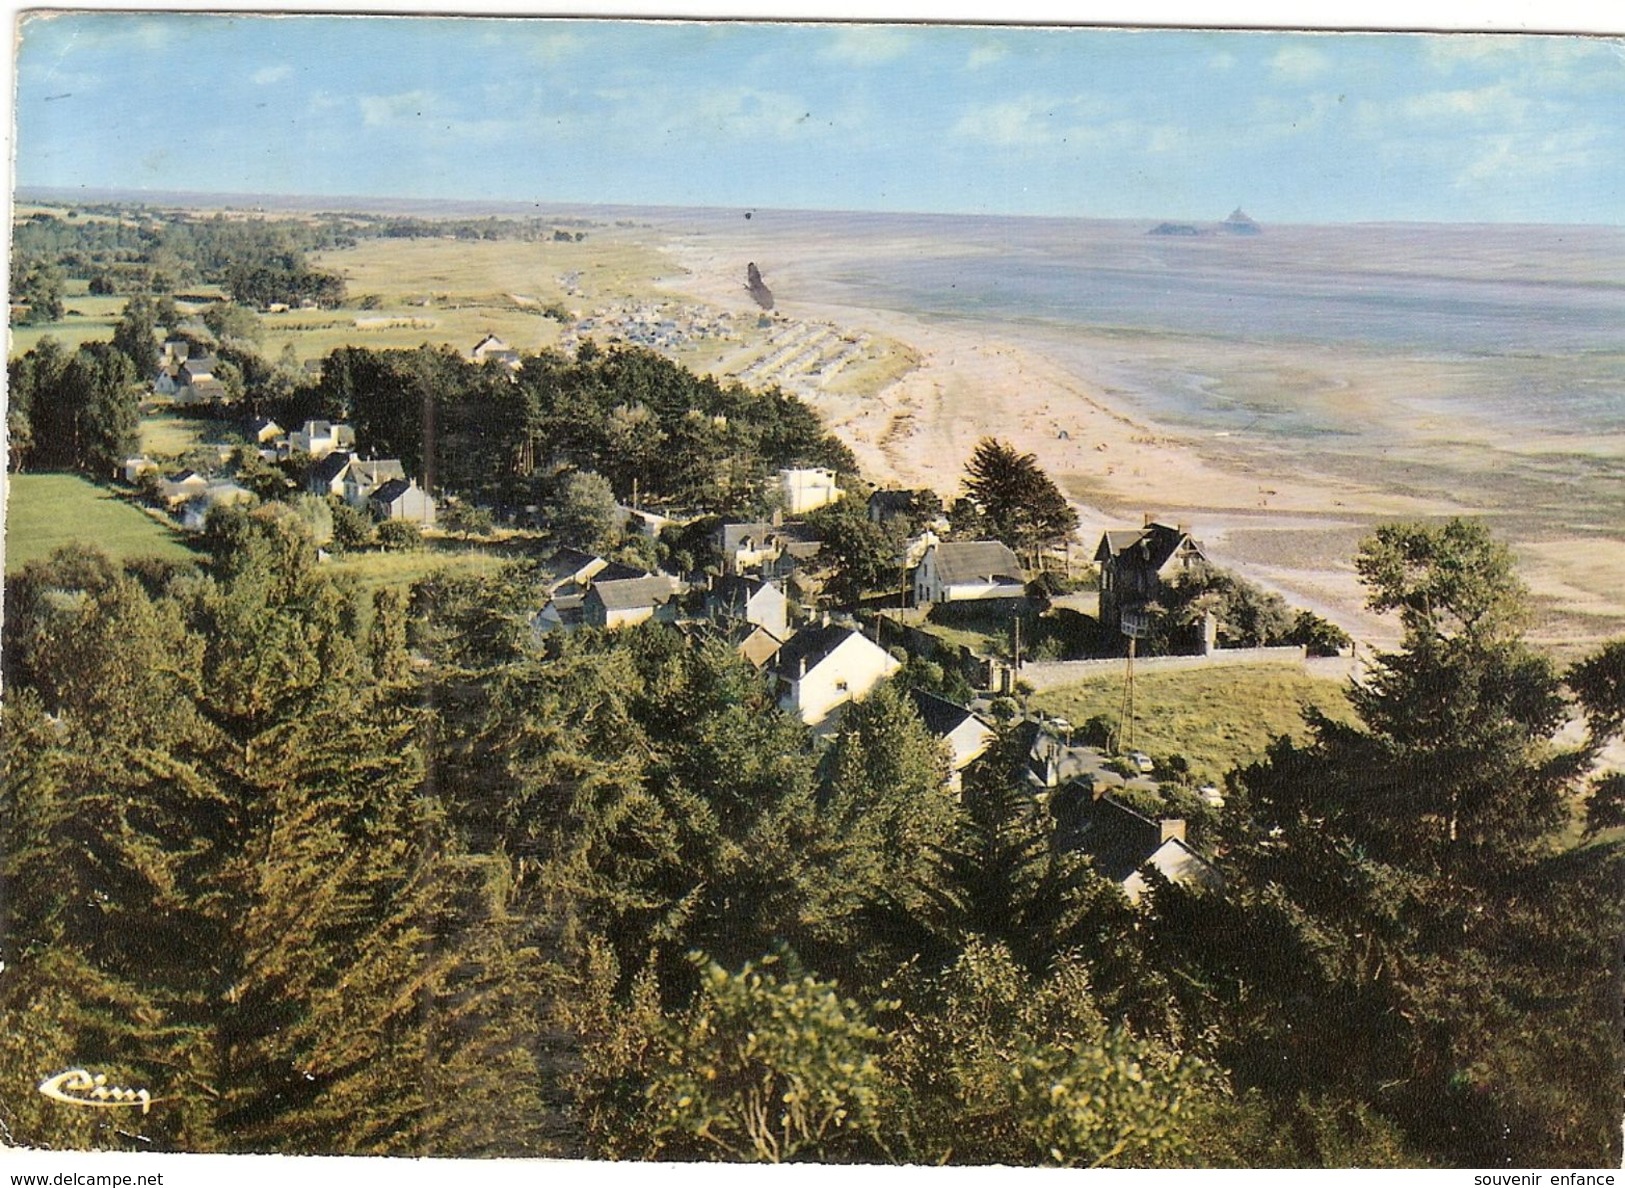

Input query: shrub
[376,520,423,551]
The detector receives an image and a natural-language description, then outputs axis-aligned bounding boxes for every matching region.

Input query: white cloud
[966,43,1008,70]
[1401,84,1526,121]
[1422,33,1611,71]
[1209,50,1236,71]
[1352,83,1532,135]
[359,90,436,127]
[950,95,1134,151]
[952,98,1063,146]
[679,85,824,140]
[1269,44,1331,82]
[822,27,910,66]
[530,30,585,65]
[1455,123,1604,187]
[1249,92,1346,140]
[251,64,292,85]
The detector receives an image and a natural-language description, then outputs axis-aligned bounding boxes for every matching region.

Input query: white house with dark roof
[583,573,677,630]
[1059,793,1222,904]
[306,451,354,498]
[157,469,209,507]
[912,540,1025,605]
[369,478,436,526]
[708,574,789,640]
[342,458,407,509]
[909,688,996,793]
[470,334,522,368]
[771,623,900,732]
[286,420,357,460]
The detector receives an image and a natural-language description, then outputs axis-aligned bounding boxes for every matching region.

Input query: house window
[835,680,849,692]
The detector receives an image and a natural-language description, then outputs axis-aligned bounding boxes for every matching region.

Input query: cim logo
[37,1069,154,1115]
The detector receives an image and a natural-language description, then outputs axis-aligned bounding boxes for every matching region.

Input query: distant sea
[713,210,1625,439]
[24,189,1625,435]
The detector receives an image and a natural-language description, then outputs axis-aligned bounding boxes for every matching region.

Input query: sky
[11,11,1625,224]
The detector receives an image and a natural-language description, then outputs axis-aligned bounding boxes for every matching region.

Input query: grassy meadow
[324,540,517,601]
[286,233,676,362]
[1032,664,1355,783]
[5,473,199,572]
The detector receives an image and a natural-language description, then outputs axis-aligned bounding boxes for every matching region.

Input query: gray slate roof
[909,688,982,738]
[348,458,406,485]
[370,478,416,505]
[308,451,353,486]
[588,574,673,612]
[770,623,858,681]
[1094,522,1204,569]
[930,540,1023,586]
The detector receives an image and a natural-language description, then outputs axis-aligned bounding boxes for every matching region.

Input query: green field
[1032,664,1356,783]
[5,473,199,572]
[286,233,676,363]
[324,541,517,600]
[140,412,235,459]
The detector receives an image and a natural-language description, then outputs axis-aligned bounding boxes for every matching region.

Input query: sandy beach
[652,220,1625,654]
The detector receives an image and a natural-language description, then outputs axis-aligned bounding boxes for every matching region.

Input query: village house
[909,688,996,793]
[342,457,407,509]
[778,467,843,515]
[123,455,157,485]
[180,481,254,531]
[168,355,229,405]
[305,451,354,499]
[1094,519,1207,636]
[247,417,283,445]
[533,553,649,634]
[617,504,675,539]
[368,478,436,526]
[867,488,916,526]
[736,625,787,671]
[1058,792,1222,903]
[470,334,522,369]
[540,547,614,594]
[707,574,790,640]
[156,469,209,508]
[912,539,1025,606]
[718,519,823,578]
[769,622,900,732]
[583,573,678,630]
[285,420,357,460]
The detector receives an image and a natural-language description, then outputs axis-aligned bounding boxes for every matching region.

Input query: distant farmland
[5,473,199,572]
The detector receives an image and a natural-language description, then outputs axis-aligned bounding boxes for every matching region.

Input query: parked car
[1130,751,1155,774]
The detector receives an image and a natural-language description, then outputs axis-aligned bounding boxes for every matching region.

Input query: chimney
[1159,819,1186,845]
[1142,511,1153,527]
[799,655,807,679]
[771,506,784,528]
[1176,522,1189,537]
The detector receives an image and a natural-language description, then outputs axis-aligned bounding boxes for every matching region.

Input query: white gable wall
[780,633,900,730]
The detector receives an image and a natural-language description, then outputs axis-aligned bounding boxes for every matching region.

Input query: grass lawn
[140,412,234,459]
[1032,664,1356,783]
[324,540,515,601]
[5,473,199,572]
[9,297,126,357]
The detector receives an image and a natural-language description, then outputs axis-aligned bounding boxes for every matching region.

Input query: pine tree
[961,438,1078,562]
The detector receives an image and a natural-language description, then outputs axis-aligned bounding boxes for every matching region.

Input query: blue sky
[12,14,1624,223]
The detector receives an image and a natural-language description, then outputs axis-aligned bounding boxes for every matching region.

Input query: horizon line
[15,185,1625,231]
